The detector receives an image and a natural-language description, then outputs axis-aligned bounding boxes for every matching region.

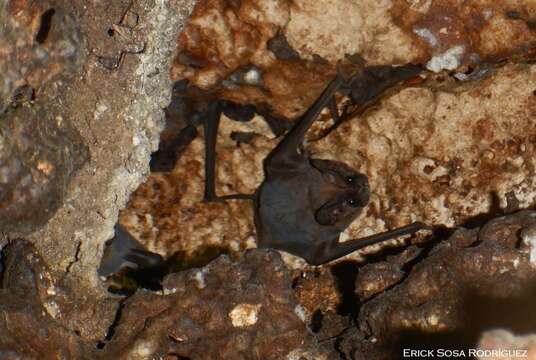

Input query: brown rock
[0,241,91,358]
[355,246,422,300]
[0,1,84,111]
[391,0,536,72]
[0,103,88,233]
[100,250,334,359]
[356,211,536,351]
[477,329,536,360]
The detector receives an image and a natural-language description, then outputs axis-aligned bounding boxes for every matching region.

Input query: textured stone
[99,250,334,359]
[0,0,84,112]
[357,211,536,350]
[477,329,536,360]
[0,103,87,233]
[0,0,87,233]
[0,241,89,358]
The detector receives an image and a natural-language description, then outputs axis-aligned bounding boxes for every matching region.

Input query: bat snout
[350,173,370,206]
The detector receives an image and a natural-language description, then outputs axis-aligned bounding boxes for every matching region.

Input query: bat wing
[98,224,164,278]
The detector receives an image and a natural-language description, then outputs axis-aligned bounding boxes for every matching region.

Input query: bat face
[309,158,369,230]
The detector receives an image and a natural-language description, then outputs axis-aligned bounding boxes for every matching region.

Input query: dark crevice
[176,51,208,69]
[391,285,536,358]
[330,260,360,317]
[505,10,522,20]
[96,298,127,350]
[291,273,302,289]
[150,124,197,172]
[65,240,81,274]
[267,31,300,61]
[515,227,525,249]
[166,353,192,360]
[222,101,256,122]
[35,9,56,44]
[318,325,353,344]
[333,327,352,360]
[11,85,34,106]
[399,238,444,275]
[355,232,444,305]
[333,336,348,360]
[467,239,483,248]
[102,244,229,295]
[379,242,440,296]
[230,131,256,145]
[255,104,294,137]
[309,309,323,333]
[356,246,437,306]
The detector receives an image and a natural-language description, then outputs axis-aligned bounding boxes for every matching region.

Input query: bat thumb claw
[335,61,361,84]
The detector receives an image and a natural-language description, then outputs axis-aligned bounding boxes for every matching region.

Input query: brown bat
[203,64,430,264]
[99,63,430,278]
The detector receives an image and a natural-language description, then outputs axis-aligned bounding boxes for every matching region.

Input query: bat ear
[98,225,164,278]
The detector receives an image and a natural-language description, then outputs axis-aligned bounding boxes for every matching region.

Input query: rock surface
[348,211,536,358]
[100,250,333,359]
[477,329,536,360]
[1,0,197,348]
[0,0,87,233]
[2,0,536,358]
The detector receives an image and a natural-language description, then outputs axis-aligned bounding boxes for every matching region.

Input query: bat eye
[346,197,359,207]
[346,176,356,184]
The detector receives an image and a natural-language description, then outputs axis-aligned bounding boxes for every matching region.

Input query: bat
[99,62,430,280]
[201,63,431,264]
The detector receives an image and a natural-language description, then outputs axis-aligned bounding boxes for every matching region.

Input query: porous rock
[170,0,536,123]
[356,211,536,352]
[3,0,536,358]
[100,250,334,359]
[2,0,198,346]
[0,102,88,233]
[0,0,87,233]
[0,0,84,111]
[0,240,96,359]
[477,329,536,360]
[122,1,536,265]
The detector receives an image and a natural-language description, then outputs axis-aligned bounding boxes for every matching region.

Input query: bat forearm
[267,74,345,168]
[310,222,431,265]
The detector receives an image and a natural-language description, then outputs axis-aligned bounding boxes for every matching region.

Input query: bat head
[309,158,370,230]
